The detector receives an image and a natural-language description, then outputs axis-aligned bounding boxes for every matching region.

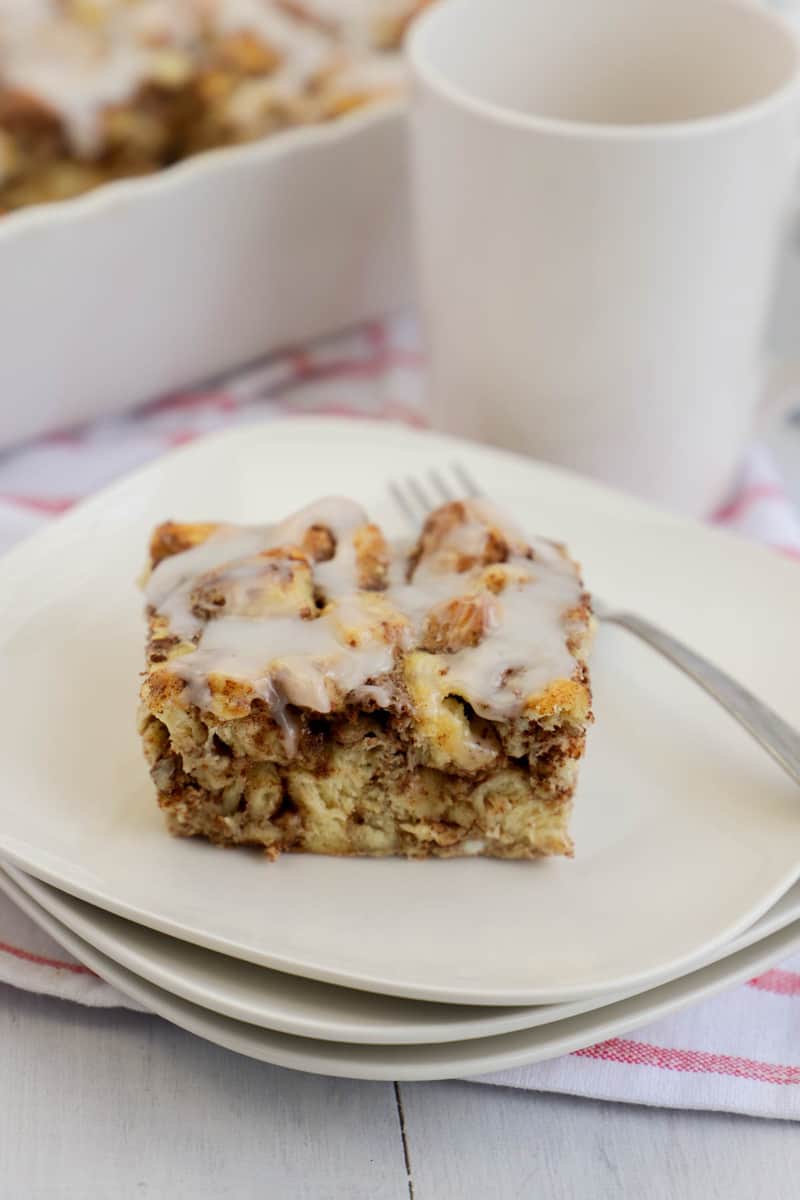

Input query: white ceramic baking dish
[0,99,411,448]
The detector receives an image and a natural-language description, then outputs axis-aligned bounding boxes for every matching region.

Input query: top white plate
[0,419,798,1005]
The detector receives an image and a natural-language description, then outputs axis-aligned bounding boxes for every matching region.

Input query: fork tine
[390,462,482,529]
[451,461,482,498]
[405,474,436,515]
[388,480,418,526]
[428,468,455,504]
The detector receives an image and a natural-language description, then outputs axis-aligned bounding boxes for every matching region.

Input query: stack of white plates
[1,420,798,1081]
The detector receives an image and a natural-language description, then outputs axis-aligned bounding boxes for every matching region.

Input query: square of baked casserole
[139,496,593,859]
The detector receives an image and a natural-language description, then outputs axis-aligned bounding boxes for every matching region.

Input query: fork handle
[607,611,800,788]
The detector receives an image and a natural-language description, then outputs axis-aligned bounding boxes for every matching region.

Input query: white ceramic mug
[408,0,800,515]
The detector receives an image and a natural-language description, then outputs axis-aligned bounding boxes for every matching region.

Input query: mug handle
[761,355,800,427]
[760,159,800,427]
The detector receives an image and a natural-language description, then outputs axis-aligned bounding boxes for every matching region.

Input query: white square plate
[0,419,797,1004]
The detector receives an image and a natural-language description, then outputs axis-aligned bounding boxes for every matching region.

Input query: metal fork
[390,463,800,788]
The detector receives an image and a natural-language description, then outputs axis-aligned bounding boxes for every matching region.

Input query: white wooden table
[1,427,798,1200]
[2,978,800,1200]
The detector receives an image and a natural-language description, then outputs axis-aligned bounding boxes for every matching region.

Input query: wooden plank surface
[398,1080,800,1200]
[5,979,800,1200]
[0,985,410,1200]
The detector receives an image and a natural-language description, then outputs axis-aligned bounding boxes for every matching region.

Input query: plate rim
[2,862,799,1083]
[6,863,800,1046]
[0,417,797,592]
[4,840,798,1007]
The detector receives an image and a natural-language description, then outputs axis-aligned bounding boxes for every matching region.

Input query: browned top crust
[141,497,593,744]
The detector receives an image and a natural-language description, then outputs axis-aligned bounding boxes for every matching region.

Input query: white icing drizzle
[215,0,331,101]
[176,608,395,713]
[293,0,412,45]
[145,496,586,738]
[390,500,581,719]
[330,49,404,95]
[148,524,277,640]
[0,10,152,155]
[432,570,582,720]
[147,495,367,640]
[0,0,411,156]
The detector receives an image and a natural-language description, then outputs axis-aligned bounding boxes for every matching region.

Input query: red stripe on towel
[0,494,77,514]
[573,1037,800,1085]
[0,939,95,976]
[748,968,800,997]
[713,483,786,524]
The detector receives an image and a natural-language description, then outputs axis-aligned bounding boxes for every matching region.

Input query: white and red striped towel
[1,315,799,1119]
